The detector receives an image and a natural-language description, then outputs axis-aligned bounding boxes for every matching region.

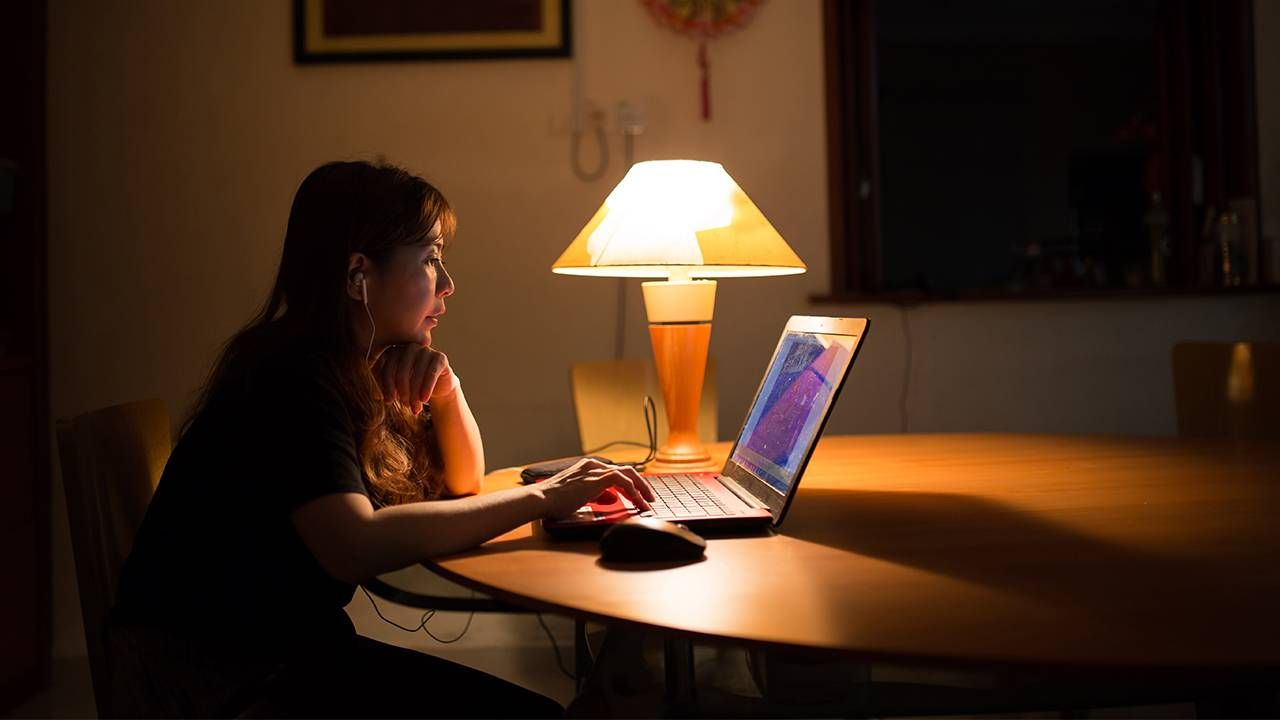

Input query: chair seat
[1173,341,1280,441]
[570,358,717,455]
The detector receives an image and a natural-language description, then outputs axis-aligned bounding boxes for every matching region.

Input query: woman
[111,160,653,717]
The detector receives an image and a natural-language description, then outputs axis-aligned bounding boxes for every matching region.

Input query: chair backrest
[1172,342,1280,441]
[570,359,718,455]
[56,399,170,717]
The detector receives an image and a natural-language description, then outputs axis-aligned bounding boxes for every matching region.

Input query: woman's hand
[539,457,656,517]
[373,344,459,415]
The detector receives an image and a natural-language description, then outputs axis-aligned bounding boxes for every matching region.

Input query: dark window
[823,0,1266,300]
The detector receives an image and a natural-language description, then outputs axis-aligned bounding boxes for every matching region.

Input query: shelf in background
[811,284,1280,306]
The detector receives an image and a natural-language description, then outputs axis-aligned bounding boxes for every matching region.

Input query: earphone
[355,272,367,303]
[355,272,375,361]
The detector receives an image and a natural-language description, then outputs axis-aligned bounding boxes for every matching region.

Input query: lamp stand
[642,279,719,473]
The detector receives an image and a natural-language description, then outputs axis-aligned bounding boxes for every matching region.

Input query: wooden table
[386,434,1280,711]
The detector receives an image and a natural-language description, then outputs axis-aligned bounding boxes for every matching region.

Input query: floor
[4,658,96,720]
[3,587,1199,719]
[5,589,582,719]
[345,585,582,706]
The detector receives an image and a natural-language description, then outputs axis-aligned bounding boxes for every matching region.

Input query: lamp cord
[614,279,626,360]
[582,396,658,470]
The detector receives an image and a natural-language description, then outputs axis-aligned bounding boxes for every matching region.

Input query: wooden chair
[569,358,718,455]
[54,399,540,714]
[1172,341,1280,441]
[56,399,171,718]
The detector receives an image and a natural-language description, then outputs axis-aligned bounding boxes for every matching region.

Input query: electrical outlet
[617,101,645,136]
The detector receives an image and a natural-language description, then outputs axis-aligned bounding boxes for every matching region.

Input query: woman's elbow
[308,538,380,585]
[443,472,482,497]
[326,562,370,586]
[292,494,382,584]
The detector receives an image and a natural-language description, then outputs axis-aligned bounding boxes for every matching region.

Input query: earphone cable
[423,606,476,644]
[536,613,575,680]
[360,279,376,363]
[361,585,434,632]
[360,585,477,644]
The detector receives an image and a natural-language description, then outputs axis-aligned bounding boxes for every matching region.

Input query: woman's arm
[428,383,483,497]
[374,344,483,496]
[291,458,654,584]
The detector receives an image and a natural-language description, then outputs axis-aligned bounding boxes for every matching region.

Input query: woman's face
[366,222,454,350]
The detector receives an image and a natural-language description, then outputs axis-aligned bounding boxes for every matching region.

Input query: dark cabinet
[0,0,51,711]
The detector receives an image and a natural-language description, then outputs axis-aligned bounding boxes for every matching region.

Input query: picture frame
[294,0,571,63]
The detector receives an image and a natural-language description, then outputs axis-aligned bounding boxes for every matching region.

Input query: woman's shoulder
[196,343,350,427]
[253,345,342,391]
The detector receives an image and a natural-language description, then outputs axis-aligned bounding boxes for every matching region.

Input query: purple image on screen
[741,339,843,467]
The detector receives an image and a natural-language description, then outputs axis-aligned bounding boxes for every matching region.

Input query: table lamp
[553,160,805,472]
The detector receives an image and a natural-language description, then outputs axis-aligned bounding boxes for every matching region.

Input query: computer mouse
[599,517,707,564]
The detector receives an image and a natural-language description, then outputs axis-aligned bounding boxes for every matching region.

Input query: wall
[45,0,1279,657]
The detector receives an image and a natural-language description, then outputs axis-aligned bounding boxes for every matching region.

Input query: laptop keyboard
[640,475,734,519]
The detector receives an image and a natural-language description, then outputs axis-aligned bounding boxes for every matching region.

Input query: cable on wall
[612,105,643,360]
[570,103,609,182]
[568,0,607,183]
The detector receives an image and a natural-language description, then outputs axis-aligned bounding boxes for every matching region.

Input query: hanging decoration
[641,0,765,121]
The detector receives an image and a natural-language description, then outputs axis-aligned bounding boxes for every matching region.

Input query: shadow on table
[767,488,1280,716]
[780,488,1272,624]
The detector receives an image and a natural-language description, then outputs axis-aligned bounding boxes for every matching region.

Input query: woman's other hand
[539,457,656,517]
[373,344,459,414]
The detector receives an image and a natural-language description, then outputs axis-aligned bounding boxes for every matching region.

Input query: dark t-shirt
[113,349,368,655]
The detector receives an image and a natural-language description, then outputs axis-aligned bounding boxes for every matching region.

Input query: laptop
[543,315,869,536]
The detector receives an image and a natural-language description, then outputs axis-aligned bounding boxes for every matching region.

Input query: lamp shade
[552,160,806,278]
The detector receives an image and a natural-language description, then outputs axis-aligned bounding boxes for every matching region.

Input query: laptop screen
[728,330,859,494]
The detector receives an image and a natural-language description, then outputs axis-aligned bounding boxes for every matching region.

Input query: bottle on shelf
[1144,192,1170,286]
[1198,205,1217,288]
[1217,211,1245,287]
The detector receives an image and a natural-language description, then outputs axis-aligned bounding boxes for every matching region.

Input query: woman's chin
[397,324,433,347]
[389,330,430,347]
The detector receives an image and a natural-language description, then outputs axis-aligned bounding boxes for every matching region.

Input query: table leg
[663,637,696,717]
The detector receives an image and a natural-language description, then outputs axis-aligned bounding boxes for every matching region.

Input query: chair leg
[573,619,592,693]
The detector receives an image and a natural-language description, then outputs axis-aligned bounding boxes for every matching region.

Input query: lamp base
[646,455,720,474]
[647,321,719,474]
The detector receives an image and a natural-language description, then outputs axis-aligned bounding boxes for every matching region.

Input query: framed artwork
[294,0,571,63]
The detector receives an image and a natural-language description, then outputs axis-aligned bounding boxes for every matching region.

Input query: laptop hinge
[719,476,768,510]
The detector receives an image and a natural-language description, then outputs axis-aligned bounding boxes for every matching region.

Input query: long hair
[185,160,457,506]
